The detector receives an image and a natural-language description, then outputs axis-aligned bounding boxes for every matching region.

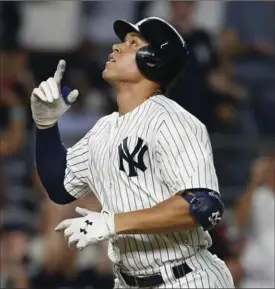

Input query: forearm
[115,194,197,234]
[36,124,75,204]
[235,183,256,227]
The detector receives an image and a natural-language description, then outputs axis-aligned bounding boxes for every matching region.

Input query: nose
[112,43,122,54]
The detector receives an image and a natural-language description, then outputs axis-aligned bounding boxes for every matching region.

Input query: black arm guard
[180,189,224,231]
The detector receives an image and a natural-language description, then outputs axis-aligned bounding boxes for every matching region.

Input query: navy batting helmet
[113,17,188,90]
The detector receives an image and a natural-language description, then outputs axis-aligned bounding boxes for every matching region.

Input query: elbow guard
[180,189,224,231]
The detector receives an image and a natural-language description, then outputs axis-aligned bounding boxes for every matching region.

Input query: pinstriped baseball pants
[114,249,235,288]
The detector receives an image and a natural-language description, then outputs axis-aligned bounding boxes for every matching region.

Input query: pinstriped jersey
[64,94,219,274]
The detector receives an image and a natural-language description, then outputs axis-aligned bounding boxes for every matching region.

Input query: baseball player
[31,17,235,288]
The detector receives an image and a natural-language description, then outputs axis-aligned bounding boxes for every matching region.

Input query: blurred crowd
[0,1,274,288]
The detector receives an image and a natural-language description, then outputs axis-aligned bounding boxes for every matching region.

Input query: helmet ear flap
[136,45,164,82]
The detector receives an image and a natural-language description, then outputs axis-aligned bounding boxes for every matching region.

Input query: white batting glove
[55,207,116,251]
[31,59,79,126]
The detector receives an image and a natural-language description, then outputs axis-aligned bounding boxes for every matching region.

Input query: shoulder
[71,113,115,146]
[150,95,207,135]
[93,113,115,126]
[87,113,115,134]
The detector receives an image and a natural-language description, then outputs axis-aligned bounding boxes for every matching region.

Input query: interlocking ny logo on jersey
[118,137,148,177]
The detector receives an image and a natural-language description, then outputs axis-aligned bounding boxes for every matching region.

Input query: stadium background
[0,1,274,288]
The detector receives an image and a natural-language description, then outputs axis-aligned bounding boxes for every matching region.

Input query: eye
[131,39,137,46]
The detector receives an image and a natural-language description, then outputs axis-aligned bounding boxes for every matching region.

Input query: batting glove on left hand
[31,59,79,126]
[55,207,116,251]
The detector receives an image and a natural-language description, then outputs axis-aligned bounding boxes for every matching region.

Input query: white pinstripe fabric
[114,250,235,288]
[63,95,230,285]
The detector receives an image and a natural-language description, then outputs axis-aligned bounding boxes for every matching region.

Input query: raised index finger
[54,59,66,84]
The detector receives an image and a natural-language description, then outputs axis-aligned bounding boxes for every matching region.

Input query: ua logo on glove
[80,220,93,235]
[208,211,222,226]
[85,220,93,226]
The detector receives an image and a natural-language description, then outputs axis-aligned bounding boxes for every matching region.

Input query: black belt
[120,262,192,288]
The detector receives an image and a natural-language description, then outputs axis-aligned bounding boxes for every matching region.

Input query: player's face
[102,33,148,85]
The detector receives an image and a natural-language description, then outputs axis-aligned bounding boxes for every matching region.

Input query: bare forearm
[115,194,197,234]
[235,183,256,226]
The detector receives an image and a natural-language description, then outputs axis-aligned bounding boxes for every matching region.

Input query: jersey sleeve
[64,131,93,199]
[155,115,219,195]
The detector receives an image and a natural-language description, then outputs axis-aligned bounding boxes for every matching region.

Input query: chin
[102,68,111,81]
[103,66,119,83]
[102,68,108,79]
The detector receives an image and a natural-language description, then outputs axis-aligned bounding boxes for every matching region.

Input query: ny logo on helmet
[208,211,222,227]
[118,137,148,177]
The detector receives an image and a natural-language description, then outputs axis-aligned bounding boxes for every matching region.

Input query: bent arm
[115,190,223,234]
[119,115,224,235]
[115,194,195,234]
[235,158,268,227]
[36,124,76,204]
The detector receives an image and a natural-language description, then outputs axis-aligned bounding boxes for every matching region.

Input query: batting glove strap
[101,210,117,240]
